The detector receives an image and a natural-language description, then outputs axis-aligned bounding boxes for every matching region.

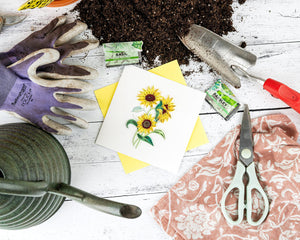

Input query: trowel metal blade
[180,24,257,88]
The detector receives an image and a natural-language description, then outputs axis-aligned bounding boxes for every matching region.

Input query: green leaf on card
[137,133,154,146]
[155,100,163,110]
[126,119,137,128]
[132,106,144,113]
[152,129,165,139]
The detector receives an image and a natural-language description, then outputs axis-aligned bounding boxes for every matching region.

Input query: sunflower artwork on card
[126,86,175,148]
[96,65,205,173]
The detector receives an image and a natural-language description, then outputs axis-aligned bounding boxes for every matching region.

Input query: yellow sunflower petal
[137,86,162,107]
[162,96,175,112]
[137,113,156,134]
[157,109,171,123]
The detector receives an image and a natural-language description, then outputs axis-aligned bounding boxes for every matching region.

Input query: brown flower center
[162,104,169,114]
[142,119,152,129]
[145,94,155,102]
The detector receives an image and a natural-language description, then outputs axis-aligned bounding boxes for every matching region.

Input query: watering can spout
[0,178,142,219]
[119,204,142,219]
[49,183,142,219]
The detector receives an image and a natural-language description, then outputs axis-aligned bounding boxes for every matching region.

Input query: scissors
[0,15,26,32]
[220,104,269,226]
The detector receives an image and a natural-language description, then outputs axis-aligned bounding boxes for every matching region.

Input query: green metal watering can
[0,123,141,230]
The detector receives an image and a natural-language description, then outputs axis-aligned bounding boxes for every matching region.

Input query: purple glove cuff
[0,61,83,133]
[1,77,82,133]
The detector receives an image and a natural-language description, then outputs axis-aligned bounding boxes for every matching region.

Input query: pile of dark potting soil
[74,0,246,67]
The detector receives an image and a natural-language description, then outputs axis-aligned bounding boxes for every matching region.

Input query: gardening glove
[0,48,97,135]
[0,15,99,80]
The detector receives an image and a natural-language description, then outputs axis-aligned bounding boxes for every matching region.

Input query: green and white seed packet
[103,41,143,67]
[205,79,240,120]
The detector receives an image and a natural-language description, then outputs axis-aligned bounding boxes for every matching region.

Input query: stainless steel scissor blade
[239,104,254,167]
[220,104,269,226]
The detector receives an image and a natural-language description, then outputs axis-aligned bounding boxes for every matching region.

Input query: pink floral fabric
[151,114,300,240]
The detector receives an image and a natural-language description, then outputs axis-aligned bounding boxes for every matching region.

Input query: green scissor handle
[246,162,269,226]
[220,161,245,225]
[220,161,269,226]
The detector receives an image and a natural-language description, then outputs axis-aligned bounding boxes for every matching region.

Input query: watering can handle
[0,178,141,219]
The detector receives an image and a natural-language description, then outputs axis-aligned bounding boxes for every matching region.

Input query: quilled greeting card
[96,66,205,173]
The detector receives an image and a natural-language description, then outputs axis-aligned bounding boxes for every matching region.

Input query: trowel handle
[263,78,300,114]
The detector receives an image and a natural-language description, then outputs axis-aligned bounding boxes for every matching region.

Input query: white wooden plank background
[0,0,299,239]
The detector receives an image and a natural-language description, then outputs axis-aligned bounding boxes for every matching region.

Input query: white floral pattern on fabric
[176,204,217,239]
[151,114,300,240]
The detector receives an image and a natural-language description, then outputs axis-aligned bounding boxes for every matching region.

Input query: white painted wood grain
[0,0,299,239]
[0,193,173,240]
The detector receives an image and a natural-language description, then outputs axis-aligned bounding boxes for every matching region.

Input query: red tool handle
[263,78,300,114]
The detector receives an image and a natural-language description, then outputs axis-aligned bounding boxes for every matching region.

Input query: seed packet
[103,41,143,67]
[205,79,240,120]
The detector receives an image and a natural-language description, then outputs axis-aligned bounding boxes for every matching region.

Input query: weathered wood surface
[0,0,299,239]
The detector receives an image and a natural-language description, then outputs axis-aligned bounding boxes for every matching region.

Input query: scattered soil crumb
[240,41,247,48]
[183,65,204,77]
[183,70,194,77]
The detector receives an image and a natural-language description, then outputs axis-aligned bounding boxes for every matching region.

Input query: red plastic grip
[263,78,300,114]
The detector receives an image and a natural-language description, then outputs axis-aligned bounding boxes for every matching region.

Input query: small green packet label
[205,79,240,120]
[18,0,54,10]
[103,41,143,67]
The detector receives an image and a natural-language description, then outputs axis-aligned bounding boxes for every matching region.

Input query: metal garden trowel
[180,24,257,88]
[180,24,300,113]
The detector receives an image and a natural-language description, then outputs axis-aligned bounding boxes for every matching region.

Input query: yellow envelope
[95,60,208,173]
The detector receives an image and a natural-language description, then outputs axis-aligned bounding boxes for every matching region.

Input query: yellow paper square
[94,60,208,174]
